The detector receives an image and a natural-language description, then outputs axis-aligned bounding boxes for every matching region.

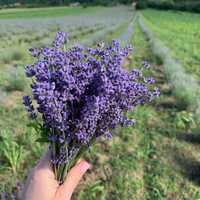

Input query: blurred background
[0,0,200,199]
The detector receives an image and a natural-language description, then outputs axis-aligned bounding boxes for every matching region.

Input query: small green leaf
[40,126,49,137]
[36,137,49,143]
[0,136,4,142]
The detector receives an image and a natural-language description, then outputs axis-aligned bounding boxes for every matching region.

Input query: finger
[35,148,56,179]
[63,160,90,193]
[57,160,90,199]
[22,150,52,197]
[22,149,58,200]
[36,148,51,169]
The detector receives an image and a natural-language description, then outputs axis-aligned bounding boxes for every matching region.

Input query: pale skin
[22,151,91,200]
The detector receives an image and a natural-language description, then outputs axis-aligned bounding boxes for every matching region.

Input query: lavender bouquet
[23,31,159,183]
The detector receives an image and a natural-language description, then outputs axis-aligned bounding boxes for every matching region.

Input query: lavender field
[0,5,200,200]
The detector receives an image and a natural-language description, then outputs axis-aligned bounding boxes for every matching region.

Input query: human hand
[22,151,90,200]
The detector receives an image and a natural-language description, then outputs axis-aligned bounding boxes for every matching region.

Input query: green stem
[53,133,98,183]
[61,146,86,182]
[61,137,97,182]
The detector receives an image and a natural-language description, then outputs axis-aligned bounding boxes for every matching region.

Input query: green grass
[138,15,200,115]
[0,6,101,19]
[141,9,200,79]
[0,47,27,64]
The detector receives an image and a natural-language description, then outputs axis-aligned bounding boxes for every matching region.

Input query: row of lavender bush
[138,14,200,121]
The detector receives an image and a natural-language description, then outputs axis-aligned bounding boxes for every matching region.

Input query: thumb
[56,160,90,200]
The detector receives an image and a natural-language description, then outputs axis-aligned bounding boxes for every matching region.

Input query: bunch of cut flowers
[23,31,159,183]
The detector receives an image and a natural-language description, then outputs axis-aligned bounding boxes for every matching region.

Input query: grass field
[141,9,200,79]
[0,6,200,200]
[0,6,101,19]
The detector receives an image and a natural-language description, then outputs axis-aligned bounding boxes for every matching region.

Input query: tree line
[0,0,133,7]
[137,0,200,13]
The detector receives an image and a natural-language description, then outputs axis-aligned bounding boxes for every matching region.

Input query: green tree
[136,0,148,9]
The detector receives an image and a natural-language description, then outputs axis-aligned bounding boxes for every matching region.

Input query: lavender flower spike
[22,96,37,119]
[54,31,67,49]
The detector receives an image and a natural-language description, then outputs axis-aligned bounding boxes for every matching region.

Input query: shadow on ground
[176,132,200,146]
[172,147,200,186]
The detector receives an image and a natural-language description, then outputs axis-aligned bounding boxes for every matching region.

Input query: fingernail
[79,161,91,173]
[76,159,83,165]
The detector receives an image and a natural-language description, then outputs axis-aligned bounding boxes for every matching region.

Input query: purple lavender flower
[29,48,39,57]
[22,96,37,119]
[153,87,160,97]
[25,65,35,77]
[23,31,159,183]
[16,181,24,199]
[10,193,15,200]
[144,77,155,84]
[143,60,150,69]
[1,192,6,200]
[53,31,67,49]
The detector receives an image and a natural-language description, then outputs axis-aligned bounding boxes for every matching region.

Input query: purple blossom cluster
[23,31,159,182]
[1,181,24,200]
